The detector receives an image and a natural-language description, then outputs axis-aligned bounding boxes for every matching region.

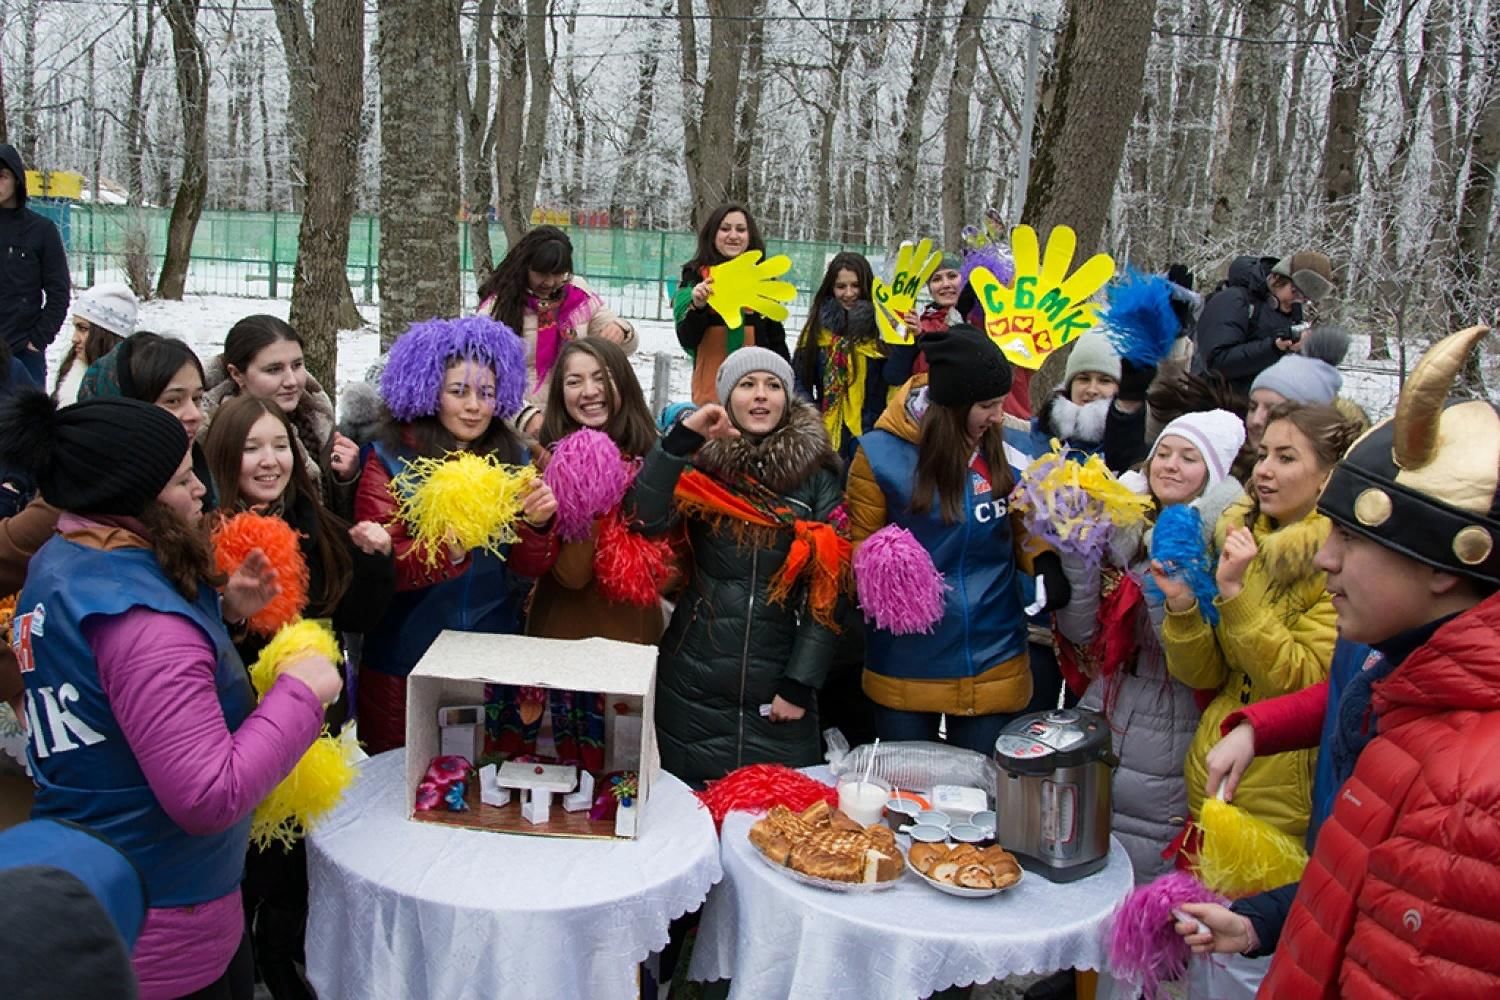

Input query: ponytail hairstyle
[538,338,657,459]
[477,225,575,335]
[1246,402,1364,527]
[910,401,1014,524]
[203,395,353,613]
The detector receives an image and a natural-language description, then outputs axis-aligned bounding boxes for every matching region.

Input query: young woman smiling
[626,347,844,786]
[1156,403,1359,861]
[353,316,558,755]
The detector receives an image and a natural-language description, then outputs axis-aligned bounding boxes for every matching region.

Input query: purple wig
[380,315,527,422]
[959,241,1015,291]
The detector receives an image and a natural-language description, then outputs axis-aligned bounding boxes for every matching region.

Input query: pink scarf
[528,283,597,383]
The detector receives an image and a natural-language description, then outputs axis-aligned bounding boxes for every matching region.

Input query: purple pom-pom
[1107,871,1226,1000]
[854,525,947,635]
[959,242,1015,291]
[544,428,634,541]
[380,315,527,422]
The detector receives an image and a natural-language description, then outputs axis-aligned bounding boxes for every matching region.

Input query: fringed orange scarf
[674,468,849,630]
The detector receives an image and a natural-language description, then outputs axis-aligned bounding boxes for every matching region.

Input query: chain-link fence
[34,202,886,325]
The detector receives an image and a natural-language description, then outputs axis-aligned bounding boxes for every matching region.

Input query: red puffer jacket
[1260,590,1500,999]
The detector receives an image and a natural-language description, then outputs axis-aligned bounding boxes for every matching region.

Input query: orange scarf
[673,468,849,630]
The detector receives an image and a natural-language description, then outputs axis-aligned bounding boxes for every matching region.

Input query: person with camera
[1192,252,1334,394]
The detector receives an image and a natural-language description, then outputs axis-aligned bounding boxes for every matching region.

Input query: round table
[690,797,1134,997]
[306,750,722,1000]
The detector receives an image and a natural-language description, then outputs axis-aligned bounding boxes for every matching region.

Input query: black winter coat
[627,404,842,785]
[0,144,70,354]
[1192,255,1301,394]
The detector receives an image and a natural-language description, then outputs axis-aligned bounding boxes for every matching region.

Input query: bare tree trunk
[289,0,365,385]
[125,2,157,206]
[1449,4,1498,393]
[1321,0,1386,229]
[493,0,554,242]
[1024,0,1158,252]
[269,0,314,212]
[1209,0,1279,234]
[812,18,858,241]
[257,37,275,211]
[1264,0,1311,218]
[377,0,461,347]
[0,9,9,143]
[730,0,767,205]
[156,0,208,301]
[941,0,989,250]
[677,0,750,227]
[610,47,659,224]
[891,0,948,236]
[459,0,498,280]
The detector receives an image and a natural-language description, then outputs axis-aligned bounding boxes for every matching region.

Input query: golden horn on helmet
[1392,325,1491,470]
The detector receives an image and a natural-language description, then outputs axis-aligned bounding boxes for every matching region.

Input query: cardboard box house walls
[405,631,659,840]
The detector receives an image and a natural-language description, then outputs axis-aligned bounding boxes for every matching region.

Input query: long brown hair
[1246,402,1363,526]
[538,339,656,458]
[52,322,123,398]
[139,501,225,602]
[910,401,1015,523]
[685,201,765,272]
[202,394,353,612]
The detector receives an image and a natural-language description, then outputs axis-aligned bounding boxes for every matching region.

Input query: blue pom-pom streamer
[1147,504,1220,626]
[1105,269,1179,367]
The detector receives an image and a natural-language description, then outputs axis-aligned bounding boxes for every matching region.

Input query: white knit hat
[1150,409,1246,489]
[72,283,139,337]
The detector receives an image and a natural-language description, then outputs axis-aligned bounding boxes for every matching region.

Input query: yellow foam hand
[872,238,944,344]
[968,224,1115,369]
[705,251,797,332]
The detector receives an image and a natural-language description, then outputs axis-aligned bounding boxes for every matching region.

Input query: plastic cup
[837,775,892,827]
[900,823,949,843]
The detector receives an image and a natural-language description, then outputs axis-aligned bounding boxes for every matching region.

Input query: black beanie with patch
[920,324,1014,408]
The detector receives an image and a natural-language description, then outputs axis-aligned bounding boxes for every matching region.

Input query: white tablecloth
[690,796,1134,997]
[306,750,722,1000]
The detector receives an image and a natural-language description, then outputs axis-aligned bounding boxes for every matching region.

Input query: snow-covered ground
[44,292,1413,425]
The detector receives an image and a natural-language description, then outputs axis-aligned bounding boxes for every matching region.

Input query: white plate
[749,836,904,893]
[903,848,1023,898]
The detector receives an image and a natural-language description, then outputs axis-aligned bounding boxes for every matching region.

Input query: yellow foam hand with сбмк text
[705,251,797,332]
[872,238,944,344]
[968,224,1114,369]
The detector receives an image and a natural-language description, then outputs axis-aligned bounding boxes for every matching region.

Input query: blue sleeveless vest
[16,536,254,907]
[361,441,529,678]
[858,429,1030,683]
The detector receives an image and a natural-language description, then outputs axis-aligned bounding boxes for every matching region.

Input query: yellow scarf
[816,328,885,449]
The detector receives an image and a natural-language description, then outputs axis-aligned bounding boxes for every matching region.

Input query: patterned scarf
[673,467,849,630]
[527,283,595,383]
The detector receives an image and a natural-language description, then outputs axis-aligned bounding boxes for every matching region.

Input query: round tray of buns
[747,801,905,893]
[905,842,1023,898]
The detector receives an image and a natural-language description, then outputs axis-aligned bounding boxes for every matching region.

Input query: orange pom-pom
[212,511,309,636]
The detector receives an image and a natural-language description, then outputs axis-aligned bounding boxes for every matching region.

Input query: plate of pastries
[748,801,904,891]
[906,842,1023,898]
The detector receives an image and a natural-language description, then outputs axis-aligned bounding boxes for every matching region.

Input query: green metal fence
[35,201,886,323]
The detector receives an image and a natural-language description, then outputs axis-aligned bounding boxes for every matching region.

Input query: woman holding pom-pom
[203,393,395,998]
[1051,409,1246,884]
[0,392,339,999]
[846,325,1070,753]
[354,316,559,756]
[625,347,846,786]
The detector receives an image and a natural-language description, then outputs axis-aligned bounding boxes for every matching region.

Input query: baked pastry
[931,861,959,884]
[956,864,997,890]
[873,849,903,882]
[800,801,832,826]
[948,844,983,867]
[750,800,903,884]
[790,839,864,882]
[829,809,864,833]
[908,842,946,874]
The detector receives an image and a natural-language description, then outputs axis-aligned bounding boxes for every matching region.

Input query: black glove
[1034,552,1072,614]
[1117,358,1156,403]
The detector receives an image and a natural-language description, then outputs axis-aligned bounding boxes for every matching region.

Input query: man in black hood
[0,143,70,385]
[1191,251,1334,395]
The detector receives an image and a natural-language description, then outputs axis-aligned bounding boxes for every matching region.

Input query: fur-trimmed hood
[1214,492,1331,591]
[199,352,338,484]
[1036,391,1110,446]
[694,401,841,495]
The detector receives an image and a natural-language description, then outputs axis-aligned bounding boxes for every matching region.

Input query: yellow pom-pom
[251,725,360,850]
[1196,795,1309,898]
[248,619,343,700]
[389,452,537,567]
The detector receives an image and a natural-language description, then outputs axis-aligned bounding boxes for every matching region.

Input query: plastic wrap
[825,730,999,797]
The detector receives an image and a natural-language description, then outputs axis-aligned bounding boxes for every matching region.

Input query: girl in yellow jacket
[1155,403,1361,848]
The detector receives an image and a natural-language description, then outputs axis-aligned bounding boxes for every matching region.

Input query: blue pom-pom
[1147,504,1220,626]
[1105,269,1179,367]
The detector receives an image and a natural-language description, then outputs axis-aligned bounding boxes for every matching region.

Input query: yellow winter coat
[1162,494,1336,843]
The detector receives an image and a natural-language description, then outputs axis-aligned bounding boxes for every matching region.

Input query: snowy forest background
[0,0,1494,390]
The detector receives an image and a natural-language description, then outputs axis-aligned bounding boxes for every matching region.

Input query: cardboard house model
[405,630,659,840]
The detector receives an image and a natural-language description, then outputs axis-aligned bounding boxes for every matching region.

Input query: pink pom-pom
[543,428,635,541]
[1106,871,1226,999]
[853,524,947,635]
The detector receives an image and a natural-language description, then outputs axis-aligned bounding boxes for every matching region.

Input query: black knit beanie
[0,392,189,516]
[921,324,1013,408]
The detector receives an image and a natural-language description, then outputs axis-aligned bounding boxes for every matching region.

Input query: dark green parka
[626,403,843,786]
